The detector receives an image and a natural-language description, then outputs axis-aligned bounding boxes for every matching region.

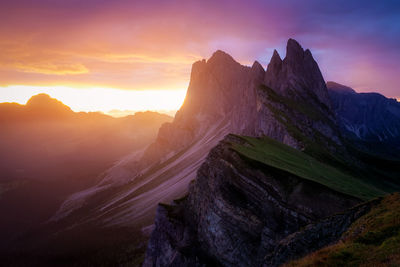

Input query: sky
[0,0,399,113]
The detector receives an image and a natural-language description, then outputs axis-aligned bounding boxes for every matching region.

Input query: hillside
[144,133,400,266]
[286,193,400,267]
[231,135,386,201]
[144,135,366,266]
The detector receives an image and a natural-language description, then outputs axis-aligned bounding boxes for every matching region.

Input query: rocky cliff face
[143,135,365,266]
[51,49,263,226]
[140,50,264,166]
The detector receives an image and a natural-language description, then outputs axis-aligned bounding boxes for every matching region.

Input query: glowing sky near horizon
[0,0,399,112]
[0,86,186,114]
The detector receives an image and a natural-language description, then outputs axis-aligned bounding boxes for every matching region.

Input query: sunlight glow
[0,85,186,114]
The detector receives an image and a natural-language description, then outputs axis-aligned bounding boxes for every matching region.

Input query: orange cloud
[0,41,88,75]
[95,53,201,64]
[13,62,88,75]
[0,2,268,90]
[0,34,196,89]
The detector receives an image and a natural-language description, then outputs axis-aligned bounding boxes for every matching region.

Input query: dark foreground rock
[143,135,366,267]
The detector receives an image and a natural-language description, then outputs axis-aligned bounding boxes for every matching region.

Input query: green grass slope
[230,135,387,201]
[285,193,400,267]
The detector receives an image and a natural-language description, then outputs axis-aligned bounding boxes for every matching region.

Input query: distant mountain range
[327,81,400,156]
[0,94,171,255]
[2,40,400,266]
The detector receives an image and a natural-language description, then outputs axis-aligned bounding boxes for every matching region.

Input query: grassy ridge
[285,193,400,267]
[230,135,387,201]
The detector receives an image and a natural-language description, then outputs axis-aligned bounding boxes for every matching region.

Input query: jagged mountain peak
[178,50,254,124]
[251,60,264,70]
[285,39,313,65]
[251,60,265,77]
[286,38,304,61]
[271,49,282,63]
[207,49,239,66]
[265,49,283,81]
[265,38,331,109]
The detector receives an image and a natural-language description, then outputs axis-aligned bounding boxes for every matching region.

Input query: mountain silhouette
[0,93,74,122]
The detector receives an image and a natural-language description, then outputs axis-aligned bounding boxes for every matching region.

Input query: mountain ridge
[143,135,372,266]
[327,81,400,156]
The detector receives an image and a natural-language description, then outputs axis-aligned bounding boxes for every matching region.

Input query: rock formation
[265,39,331,109]
[143,135,366,266]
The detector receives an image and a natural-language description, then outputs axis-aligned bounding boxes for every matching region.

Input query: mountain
[143,135,381,266]
[52,39,343,228]
[0,94,172,183]
[143,43,400,266]
[5,40,400,266]
[0,93,73,122]
[0,38,345,265]
[327,81,400,156]
[0,94,172,254]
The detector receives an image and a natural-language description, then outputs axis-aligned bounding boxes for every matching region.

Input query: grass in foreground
[285,193,400,267]
[230,135,386,201]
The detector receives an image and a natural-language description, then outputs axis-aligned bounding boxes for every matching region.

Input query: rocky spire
[264,49,282,88]
[286,38,304,63]
[264,38,331,109]
[251,60,264,73]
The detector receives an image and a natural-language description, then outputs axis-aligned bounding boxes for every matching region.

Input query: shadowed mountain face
[0,94,172,251]
[143,135,372,266]
[327,82,400,141]
[327,81,400,156]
